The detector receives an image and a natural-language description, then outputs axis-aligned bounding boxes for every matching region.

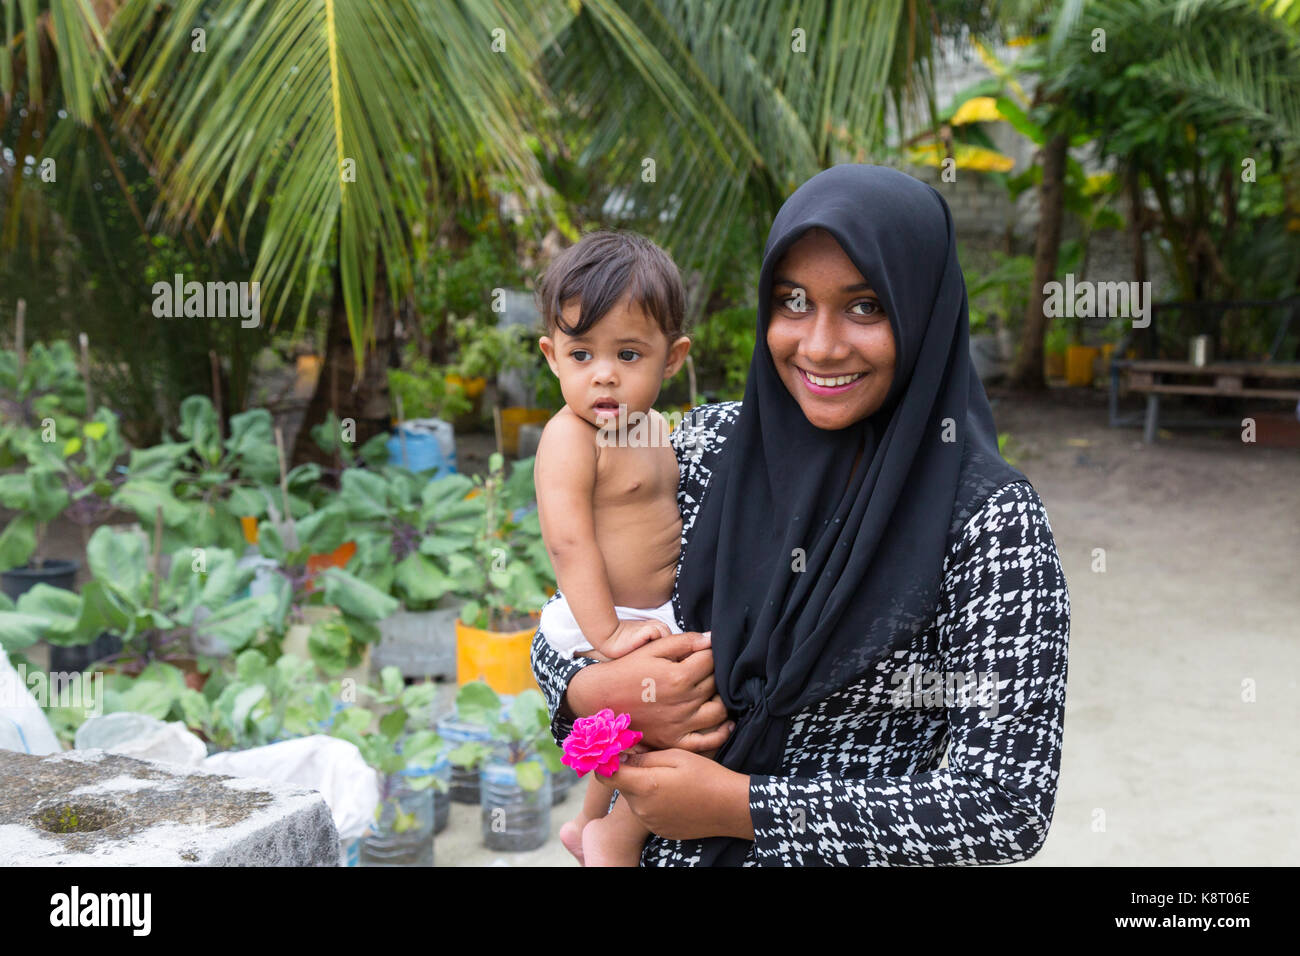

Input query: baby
[534,230,691,867]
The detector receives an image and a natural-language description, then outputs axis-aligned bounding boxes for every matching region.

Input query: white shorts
[540,592,682,660]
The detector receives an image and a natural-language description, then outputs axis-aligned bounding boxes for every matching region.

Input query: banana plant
[336,466,485,611]
[0,408,128,572]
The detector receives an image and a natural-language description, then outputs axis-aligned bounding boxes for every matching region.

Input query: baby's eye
[618,349,640,361]
[850,299,884,318]
[571,349,591,362]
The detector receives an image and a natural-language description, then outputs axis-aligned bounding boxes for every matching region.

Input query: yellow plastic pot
[1065,345,1100,386]
[456,616,539,695]
[1044,351,1067,379]
[445,374,487,399]
[500,407,551,455]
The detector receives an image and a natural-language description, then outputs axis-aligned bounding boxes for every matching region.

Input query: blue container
[437,714,493,804]
[387,424,456,475]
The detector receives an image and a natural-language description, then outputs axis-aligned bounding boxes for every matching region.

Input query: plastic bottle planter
[401,755,453,835]
[339,837,361,867]
[480,759,552,852]
[436,714,493,804]
[550,764,579,805]
[360,778,435,867]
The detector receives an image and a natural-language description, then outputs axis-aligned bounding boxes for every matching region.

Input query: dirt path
[988,386,1300,865]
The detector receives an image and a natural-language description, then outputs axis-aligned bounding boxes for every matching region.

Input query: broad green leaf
[393,553,451,606]
[0,513,36,572]
[317,567,398,622]
[455,681,501,727]
[514,760,544,792]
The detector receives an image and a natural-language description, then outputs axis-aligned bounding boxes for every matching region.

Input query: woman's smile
[795,366,869,394]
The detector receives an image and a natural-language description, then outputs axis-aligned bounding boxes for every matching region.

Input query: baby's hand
[600,619,674,659]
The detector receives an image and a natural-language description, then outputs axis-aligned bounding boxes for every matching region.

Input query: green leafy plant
[456,454,553,632]
[330,666,447,829]
[0,525,279,665]
[185,648,327,752]
[111,395,303,553]
[445,681,562,792]
[0,407,128,572]
[388,351,473,422]
[0,340,88,466]
[337,467,484,610]
[254,502,400,675]
[309,409,392,473]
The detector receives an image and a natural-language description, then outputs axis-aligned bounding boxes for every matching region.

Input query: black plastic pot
[48,632,124,675]
[1,558,78,602]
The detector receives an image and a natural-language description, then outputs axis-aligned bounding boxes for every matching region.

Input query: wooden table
[1109,359,1300,443]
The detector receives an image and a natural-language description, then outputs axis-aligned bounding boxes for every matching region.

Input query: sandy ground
[11,385,1297,866]
[989,386,1300,867]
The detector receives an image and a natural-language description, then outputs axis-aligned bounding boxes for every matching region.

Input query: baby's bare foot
[560,818,586,865]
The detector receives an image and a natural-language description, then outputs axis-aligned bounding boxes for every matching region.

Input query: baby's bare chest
[593,441,679,509]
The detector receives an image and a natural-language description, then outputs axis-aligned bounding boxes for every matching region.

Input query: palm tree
[6,0,1000,437]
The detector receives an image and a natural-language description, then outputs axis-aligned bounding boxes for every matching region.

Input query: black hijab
[675,164,1026,866]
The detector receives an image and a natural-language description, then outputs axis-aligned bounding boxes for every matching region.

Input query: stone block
[0,749,339,866]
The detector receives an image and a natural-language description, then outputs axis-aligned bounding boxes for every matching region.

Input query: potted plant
[0,338,88,468]
[329,666,445,867]
[0,408,128,608]
[0,525,279,684]
[446,682,563,852]
[111,395,310,554]
[455,454,553,696]
[254,501,399,681]
[335,466,484,681]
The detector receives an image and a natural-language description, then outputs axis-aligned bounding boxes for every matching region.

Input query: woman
[530,164,1071,866]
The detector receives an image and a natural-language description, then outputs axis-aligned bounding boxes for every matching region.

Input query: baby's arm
[534,414,669,659]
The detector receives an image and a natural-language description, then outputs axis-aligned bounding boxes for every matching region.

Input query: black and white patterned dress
[531,401,1071,866]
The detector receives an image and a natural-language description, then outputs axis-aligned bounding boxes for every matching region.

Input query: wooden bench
[1109,359,1300,443]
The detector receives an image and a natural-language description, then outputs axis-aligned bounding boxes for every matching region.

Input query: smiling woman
[531,165,1071,868]
[767,227,897,431]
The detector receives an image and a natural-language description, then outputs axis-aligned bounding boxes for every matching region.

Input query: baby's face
[539,295,687,429]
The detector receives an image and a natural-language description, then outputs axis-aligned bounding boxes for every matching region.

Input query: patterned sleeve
[745,480,1071,865]
[530,604,597,744]
[528,401,742,746]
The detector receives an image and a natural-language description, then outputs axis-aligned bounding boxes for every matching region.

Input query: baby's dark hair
[538,230,685,341]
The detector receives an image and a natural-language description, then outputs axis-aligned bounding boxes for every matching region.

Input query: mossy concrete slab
[0,749,339,866]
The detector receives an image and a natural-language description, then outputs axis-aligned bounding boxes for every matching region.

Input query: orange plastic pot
[456,616,540,695]
[239,516,260,546]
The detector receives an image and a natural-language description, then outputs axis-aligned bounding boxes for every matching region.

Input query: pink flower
[561,708,642,778]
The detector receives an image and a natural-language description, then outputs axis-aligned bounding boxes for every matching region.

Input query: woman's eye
[777,292,811,313]
[618,349,640,361]
[850,299,884,318]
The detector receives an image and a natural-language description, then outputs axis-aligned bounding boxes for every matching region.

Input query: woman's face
[766,228,897,431]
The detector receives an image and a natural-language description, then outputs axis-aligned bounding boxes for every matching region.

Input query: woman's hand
[606,749,754,842]
[564,631,730,753]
